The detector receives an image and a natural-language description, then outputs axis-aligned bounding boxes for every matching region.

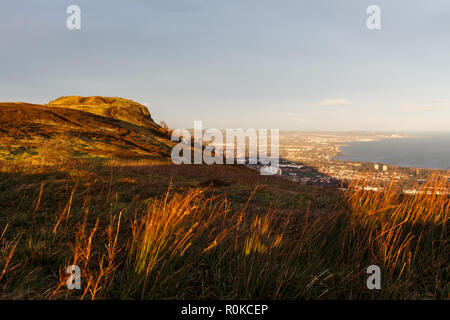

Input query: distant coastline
[333,133,450,170]
[332,134,411,160]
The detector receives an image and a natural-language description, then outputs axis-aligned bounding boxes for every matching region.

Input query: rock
[48,96,157,130]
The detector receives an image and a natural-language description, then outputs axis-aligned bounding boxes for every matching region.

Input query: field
[0,157,447,299]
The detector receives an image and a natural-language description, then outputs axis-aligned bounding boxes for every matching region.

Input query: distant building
[374,164,379,171]
[383,165,388,172]
[260,166,282,176]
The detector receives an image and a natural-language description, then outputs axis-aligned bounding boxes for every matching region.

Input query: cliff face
[48,96,159,130]
[0,97,173,161]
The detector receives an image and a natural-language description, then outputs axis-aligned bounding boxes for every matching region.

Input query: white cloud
[313,98,351,107]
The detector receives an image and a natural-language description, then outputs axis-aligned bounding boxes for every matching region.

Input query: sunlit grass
[0,160,447,299]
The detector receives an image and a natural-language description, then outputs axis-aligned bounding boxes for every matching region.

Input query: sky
[1,0,450,131]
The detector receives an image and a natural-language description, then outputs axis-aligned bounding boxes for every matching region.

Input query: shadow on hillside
[0,159,447,299]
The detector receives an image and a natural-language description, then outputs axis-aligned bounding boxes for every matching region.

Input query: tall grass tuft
[0,160,447,299]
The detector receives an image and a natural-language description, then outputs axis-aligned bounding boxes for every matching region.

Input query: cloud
[313,98,351,108]
[401,99,450,112]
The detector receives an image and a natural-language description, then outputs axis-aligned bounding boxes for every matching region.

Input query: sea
[332,132,450,170]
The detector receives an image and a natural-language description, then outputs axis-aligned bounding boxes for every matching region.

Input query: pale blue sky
[1,0,450,131]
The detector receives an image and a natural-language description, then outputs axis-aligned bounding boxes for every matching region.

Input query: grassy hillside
[0,161,447,299]
[0,98,173,161]
[0,97,447,299]
[48,96,160,130]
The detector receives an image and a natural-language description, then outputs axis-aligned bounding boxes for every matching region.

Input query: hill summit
[48,96,158,130]
[0,96,174,161]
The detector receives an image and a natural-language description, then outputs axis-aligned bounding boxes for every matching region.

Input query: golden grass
[0,161,447,299]
[342,173,448,297]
